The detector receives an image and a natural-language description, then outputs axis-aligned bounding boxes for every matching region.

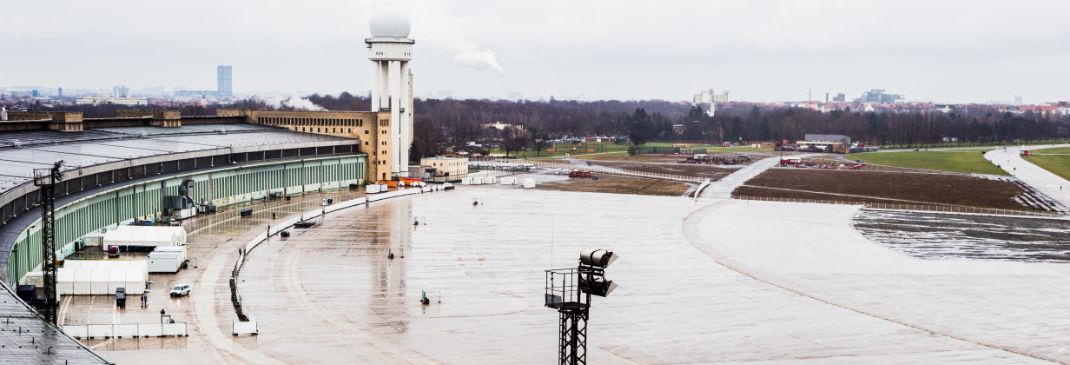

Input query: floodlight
[546,248,620,364]
[579,276,617,297]
[579,248,618,268]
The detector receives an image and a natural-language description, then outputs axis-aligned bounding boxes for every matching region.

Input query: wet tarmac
[855,210,1070,262]
[65,187,1070,364]
[59,190,366,363]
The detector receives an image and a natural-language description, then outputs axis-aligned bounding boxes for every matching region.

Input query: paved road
[702,154,818,198]
[701,156,779,198]
[985,145,1070,210]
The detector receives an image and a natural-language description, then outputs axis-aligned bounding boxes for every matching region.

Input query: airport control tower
[366,6,415,178]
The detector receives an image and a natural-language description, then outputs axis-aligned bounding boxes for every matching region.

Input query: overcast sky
[2,0,1069,103]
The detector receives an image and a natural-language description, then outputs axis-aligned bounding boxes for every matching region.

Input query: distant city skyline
[2,0,1069,103]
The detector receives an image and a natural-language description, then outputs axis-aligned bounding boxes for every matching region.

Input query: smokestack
[825,92,829,104]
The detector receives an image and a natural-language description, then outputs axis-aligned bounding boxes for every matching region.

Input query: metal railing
[62,322,188,339]
[469,157,706,184]
[731,194,1065,218]
[228,187,432,332]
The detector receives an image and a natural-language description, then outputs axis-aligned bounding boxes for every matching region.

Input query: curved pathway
[702,154,819,198]
[985,145,1070,211]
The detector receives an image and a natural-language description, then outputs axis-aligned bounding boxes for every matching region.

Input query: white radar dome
[369,6,411,38]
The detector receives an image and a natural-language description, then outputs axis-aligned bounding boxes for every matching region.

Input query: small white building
[421,156,469,180]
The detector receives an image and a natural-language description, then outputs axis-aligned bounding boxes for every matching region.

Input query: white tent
[90,268,109,295]
[72,268,91,295]
[103,226,187,248]
[29,260,149,296]
[56,269,75,296]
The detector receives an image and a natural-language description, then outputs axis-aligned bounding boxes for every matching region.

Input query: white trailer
[147,246,187,273]
[82,232,106,247]
[148,251,183,273]
[365,183,387,194]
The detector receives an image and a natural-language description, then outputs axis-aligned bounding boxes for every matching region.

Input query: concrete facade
[245,110,394,182]
[420,156,468,179]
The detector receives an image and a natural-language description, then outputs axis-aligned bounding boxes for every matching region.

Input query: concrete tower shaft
[366,7,415,178]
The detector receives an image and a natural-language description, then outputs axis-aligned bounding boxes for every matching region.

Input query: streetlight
[545,248,619,365]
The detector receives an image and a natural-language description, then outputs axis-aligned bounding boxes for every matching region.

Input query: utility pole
[33,160,63,324]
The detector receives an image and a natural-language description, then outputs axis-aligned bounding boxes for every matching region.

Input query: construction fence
[469,157,706,184]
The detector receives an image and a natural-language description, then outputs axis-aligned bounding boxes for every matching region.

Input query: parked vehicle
[240,208,253,217]
[115,287,126,308]
[169,283,191,297]
[568,170,592,178]
[107,245,120,259]
[16,285,42,307]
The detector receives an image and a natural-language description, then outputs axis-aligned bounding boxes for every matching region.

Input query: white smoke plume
[260,95,326,111]
[452,40,505,75]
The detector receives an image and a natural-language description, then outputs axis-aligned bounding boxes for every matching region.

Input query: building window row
[259,116,364,127]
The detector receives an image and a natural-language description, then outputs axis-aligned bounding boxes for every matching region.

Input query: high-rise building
[112,85,129,97]
[217,65,233,97]
[57,87,63,98]
[692,89,717,117]
[856,89,903,104]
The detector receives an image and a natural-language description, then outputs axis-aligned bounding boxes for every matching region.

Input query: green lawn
[1025,147,1070,181]
[488,142,629,158]
[641,142,772,152]
[850,150,1008,175]
[1030,147,1070,155]
[489,141,774,159]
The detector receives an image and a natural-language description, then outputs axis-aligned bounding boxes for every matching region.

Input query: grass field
[644,142,774,153]
[1025,147,1070,181]
[849,150,1008,175]
[1030,147,1070,154]
[488,142,629,158]
[493,141,771,159]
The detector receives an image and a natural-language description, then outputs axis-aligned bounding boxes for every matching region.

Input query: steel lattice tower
[33,161,63,324]
[558,303,589,365]
[546,249,618,365]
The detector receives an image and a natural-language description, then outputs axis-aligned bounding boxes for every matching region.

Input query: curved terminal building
[0,8,418,363]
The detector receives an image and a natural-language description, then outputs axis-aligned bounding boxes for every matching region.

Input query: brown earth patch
[588,161,734,180]
[733,168,1041,211]
[539,174,692,196]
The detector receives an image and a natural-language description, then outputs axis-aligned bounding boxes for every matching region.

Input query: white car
[169,283,191,297]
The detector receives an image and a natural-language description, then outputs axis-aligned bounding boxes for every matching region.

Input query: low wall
[229,186,440,333]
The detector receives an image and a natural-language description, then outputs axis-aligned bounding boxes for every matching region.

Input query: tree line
[30,92,1070,161]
